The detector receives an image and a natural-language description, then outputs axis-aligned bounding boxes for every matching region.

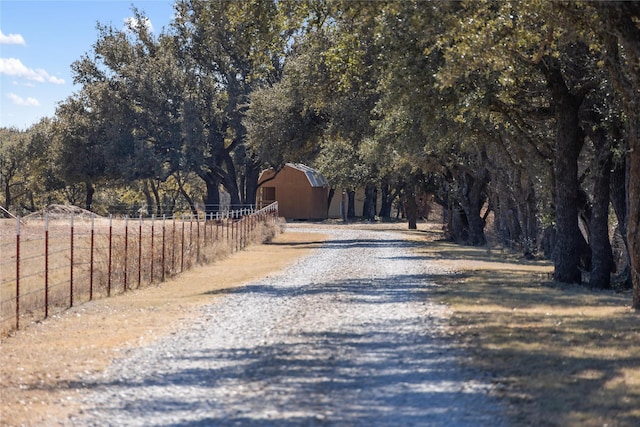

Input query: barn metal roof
[287,163,329,188]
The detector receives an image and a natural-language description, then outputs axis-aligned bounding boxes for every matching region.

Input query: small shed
[257,163,329,220]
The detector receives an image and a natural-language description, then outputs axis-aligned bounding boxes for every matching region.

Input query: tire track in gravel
[70,225,507,426]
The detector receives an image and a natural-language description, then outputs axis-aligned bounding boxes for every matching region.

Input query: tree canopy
[2,0,639,308]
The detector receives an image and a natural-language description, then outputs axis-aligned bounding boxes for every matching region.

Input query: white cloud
[7,92,40,107]
[0,58,65,85]
[124,16,154,34]
[0,30,26,45]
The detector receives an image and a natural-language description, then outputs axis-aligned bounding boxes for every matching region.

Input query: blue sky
[1,0,175,130]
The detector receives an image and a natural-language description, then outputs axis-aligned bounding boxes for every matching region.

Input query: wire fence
[97,204,266,218]
[0,202,279,336]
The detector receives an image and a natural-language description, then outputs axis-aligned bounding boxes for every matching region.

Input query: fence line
[0,202,279,336]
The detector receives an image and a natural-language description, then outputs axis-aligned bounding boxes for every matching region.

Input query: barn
[256,163,329,220]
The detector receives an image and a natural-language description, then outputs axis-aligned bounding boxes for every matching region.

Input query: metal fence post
[108,215,112,297]
[138,214,142,288]
[203,212,208,247]
[124,215,129,292]
[90,213,95,301]
[45,214,49,318]
[15,216,20,330]
[69,214,74,307]
[189,213,193,264]
[162,215,166,282]
[181,215,185,273]
[151,215,155,284]
[196,212,201,263]
[171,216,176,274]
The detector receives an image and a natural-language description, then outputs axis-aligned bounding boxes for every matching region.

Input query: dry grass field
[0,212,266,335]
[412,238,640,427]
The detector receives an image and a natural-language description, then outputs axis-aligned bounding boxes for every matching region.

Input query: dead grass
[0,228,325,426]
[413,239,640,427]
[0,216,278,336]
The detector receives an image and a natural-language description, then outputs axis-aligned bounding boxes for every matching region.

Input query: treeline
[0,1,638,306]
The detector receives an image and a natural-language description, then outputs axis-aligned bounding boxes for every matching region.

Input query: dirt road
[68,224,506,426]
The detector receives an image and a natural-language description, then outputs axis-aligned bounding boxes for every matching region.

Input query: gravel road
[70,225,507,426]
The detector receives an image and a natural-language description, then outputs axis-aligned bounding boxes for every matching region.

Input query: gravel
[70,224,507,426]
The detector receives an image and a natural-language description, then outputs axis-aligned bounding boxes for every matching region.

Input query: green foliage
[8,0,639,294]
[245,73,324,169]
[0,127,31,211]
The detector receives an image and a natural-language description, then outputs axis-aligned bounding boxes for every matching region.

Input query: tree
[370,1,495,237]
[0,128,30,213]
[590,2,640,307]
[51,92,108,211]
[555,1,638,296]
[0,122,63,214]
[71,7,225,214]
[25,118,67,210]
[434,1,620,278]
[245,1,385,219]
[244,69,324,170]
[173,0,308,210]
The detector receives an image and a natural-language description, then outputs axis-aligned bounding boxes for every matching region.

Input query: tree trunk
[544,60,584,284]
[458,170,487,246]
[599,9,640,306]
[202,173,220,216]
[27,191,36,213]
[4,180,11,211]
[179,187,199,216]
[142,180,154,216]
[341,191,348,222]
[541,226,556,260]
[216,149,241,207]
[378,177,393,221]
[243,157,260,206]
[450,202,469,242]
[85,181,94,212]
[150,180,162,216]
[363,183,376,220]
[221,170,241,207]
[584,114,614,288]
[588,161,612,288]
[405,193,418,230]
[491,185,512,246]
[176,174,199,215]
[490,177,508,246]
[627,110,640,307]
[347,190,356,219]
[610,155,631,286]
[522,181,539,256]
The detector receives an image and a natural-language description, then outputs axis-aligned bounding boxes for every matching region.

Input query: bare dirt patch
[23,204,97,220]
[0,230,327,427]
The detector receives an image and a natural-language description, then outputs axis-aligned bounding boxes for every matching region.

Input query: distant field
[0,213,269,335]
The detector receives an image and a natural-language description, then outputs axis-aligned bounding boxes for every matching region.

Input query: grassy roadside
[415,239,640,426]
[0,229,328,427]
